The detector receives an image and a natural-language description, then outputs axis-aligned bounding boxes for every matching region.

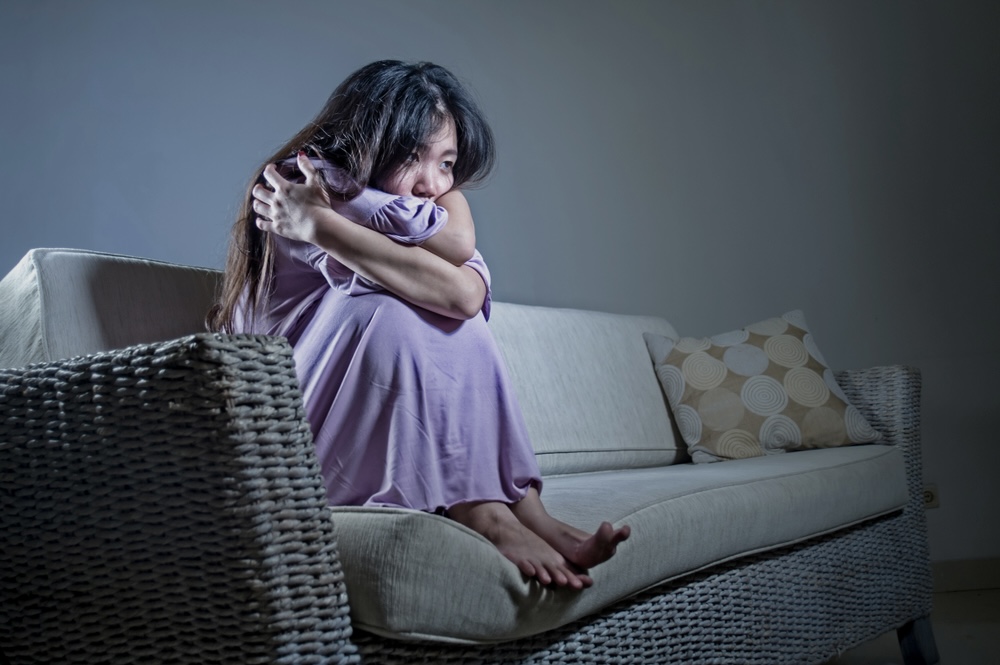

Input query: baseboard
[933,558,1000,592]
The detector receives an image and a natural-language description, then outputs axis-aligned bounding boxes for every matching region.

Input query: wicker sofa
[0,248,939,664]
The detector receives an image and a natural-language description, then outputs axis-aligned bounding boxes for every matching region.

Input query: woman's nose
[413,166,448,200]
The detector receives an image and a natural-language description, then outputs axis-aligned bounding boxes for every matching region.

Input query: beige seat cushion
[330,444,907,644]
[0,248,220,369]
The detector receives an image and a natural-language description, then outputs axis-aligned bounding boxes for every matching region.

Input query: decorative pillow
[643,310,880,463]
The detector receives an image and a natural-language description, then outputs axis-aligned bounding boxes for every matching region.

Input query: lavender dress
[240,182,542,512]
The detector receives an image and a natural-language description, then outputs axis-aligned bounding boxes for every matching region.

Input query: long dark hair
[208,60,496,333]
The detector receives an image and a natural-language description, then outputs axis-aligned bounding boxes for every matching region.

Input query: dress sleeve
[277,156,448,244]
[273,157,488,317]
[330,190,448,245]
[464,250,493,321]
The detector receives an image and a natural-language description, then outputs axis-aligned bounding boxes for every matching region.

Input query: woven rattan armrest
[0,346,932,665]
[0,333,359,664]
[835,365,924,510]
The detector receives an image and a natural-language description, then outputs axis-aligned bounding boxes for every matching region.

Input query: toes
[612,523,631,545]
[598,521,630,548]
[533,563,553,586]
[549,567,569,587]
[566,522,632,570]
[532,559,590,590]
[565,568,589,590]
[516,559,538,580]
[551,561,593,590]
[563,569,592,590]
[593,522,631,556]
[566,560,593,589]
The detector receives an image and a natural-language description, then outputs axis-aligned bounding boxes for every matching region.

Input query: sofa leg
[897,615,940,665]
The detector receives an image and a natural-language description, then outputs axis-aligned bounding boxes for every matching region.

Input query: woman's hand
[254,153,486,320]
[253,152,330,244]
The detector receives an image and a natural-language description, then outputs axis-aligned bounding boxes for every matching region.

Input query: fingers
[251,153,326,238]
[252,182,274,205]
[252,199,272,232]
[259,163,289,191]
[297,151,319,183]
[253,165,280,231]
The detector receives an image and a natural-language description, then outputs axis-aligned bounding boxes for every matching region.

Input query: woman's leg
[448,500,593,589]
[509,487,631,570]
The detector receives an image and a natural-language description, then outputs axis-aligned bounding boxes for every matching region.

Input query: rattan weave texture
[1,335,931,665]
[0,334,359,664]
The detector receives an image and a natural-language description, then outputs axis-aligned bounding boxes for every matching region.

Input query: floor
[825,588,999,664]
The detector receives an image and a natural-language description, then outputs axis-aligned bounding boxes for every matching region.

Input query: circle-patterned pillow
[644,310,881,463]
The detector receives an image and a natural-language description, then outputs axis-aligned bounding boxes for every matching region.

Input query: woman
[210,60,629,589]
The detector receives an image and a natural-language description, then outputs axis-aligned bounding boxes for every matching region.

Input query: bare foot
[448,500,593,589]
[510,488,631,570]
[569,520,631,569]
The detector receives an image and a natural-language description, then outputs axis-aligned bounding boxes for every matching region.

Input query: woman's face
[379,117,457,201]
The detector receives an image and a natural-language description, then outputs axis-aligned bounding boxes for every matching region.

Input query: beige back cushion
[0,249,683,475]
[489,302,684,475]
[0,248,220,369]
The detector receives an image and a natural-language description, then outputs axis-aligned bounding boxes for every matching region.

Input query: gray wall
[2,0,997,564]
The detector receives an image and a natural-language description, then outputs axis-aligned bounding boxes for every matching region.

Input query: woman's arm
[254,154,486,320]
[312,212,486,319]
[339,188,474,266]
[280,155,476,266]
[421,190,476,266]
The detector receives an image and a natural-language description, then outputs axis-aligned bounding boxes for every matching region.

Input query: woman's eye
[441,161,454,171]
